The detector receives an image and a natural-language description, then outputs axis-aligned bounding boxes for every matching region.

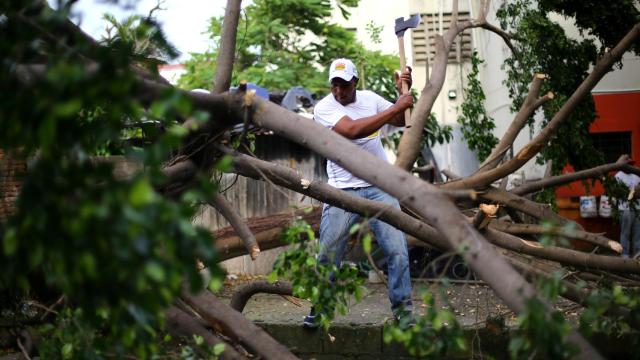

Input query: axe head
[395,14,421,37]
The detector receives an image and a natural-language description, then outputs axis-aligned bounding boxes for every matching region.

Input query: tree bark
[480,187,581,228]
[208,192,260,260]
[181,291,299,360]
[230,280,293,313]
[213,0,242,94]
[490,220,622,253]
[166,306,246,360]
[511,156,636,195]
[477,73,552,172]
[215,207,321,262]
[484,228,640,274]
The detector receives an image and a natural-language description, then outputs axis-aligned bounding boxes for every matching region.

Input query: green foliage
[538,221,571,248]
[383,290,467,358]
[580,285,640,349]
[538,0,640,56]
[268,220,365,330]
[101,10,180,69]
[178,0,400,100]
[1,1,224,356]
[509,271,577,359]
[457,51,499,162]
[496,0,603,174]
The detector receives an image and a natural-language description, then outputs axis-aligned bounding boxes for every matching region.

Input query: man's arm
[333,93,413,139]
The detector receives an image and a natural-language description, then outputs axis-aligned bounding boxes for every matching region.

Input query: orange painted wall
[556,91,640,198]
[554,91,640,241]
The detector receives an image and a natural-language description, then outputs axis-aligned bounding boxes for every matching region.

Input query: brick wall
[0,149,25,220]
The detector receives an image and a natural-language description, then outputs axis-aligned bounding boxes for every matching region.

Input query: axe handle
[397,36,412,128]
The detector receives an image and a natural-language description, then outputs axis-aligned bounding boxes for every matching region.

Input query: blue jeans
[620,210,640,257]
[318,186,412,313]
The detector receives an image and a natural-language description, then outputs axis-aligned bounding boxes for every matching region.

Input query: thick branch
[165,307,245,360]
[214,207,322,261]
[490,220,622,253]
[208,192,260,260]
[477,74,552,172]
[224,149,448,249]
[446,23,640,190]
[181,291,298,360]
[480,187,580,228]
[485,228,640,274]
[230,280,293,313]
[212,0,242,94]
[512,155,635,195]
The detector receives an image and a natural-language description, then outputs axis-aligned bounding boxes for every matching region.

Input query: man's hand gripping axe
[395,14,420,128]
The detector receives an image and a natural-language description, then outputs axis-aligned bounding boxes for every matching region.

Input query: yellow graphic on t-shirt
[365,130,379,139]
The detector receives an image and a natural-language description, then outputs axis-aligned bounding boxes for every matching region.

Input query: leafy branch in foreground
[509,271,577,359]
[383,289,467,358]
[268,219,365,330]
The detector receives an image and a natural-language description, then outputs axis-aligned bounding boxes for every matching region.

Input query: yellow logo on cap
[335,63,346,70]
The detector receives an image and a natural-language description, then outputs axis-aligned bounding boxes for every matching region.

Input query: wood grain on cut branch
[213,0,242,94]
[208,192,260,260]
[476,73,552,173]
[181,291,298,360]
[512,155,637,195]
[166,307,246,360]
[230,280,293,313]
[244,96,600,358]
[491,220,622,253]
[445,23,640,190]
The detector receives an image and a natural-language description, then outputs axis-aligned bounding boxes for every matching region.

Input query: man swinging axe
[302,16,421,330]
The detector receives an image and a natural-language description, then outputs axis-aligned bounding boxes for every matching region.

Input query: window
[590,131,632,164]
[411,12,472,65]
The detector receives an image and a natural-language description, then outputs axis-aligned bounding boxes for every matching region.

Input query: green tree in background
[496,0,640,174]
[458,50,499,162]
[178,0,398,99]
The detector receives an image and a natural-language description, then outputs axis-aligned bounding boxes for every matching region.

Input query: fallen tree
[3,0,640,358]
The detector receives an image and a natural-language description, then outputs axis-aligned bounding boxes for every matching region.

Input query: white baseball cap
[328,58,358,82]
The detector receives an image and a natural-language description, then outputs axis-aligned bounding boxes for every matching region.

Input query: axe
[395,14,420,128]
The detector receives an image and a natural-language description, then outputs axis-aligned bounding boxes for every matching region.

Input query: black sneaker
[302,314,320,329]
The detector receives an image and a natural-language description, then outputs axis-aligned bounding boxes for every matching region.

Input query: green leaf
[129,178,156,206]
[362,235,372,254]
[144,262,166,282]
[213,343,226,356]
[215,155,233,172]
[61,343,73,359]
[2,228,17,256]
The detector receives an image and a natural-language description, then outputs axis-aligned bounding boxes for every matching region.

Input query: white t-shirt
[615,171,640,210]
[314,90,393,189]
